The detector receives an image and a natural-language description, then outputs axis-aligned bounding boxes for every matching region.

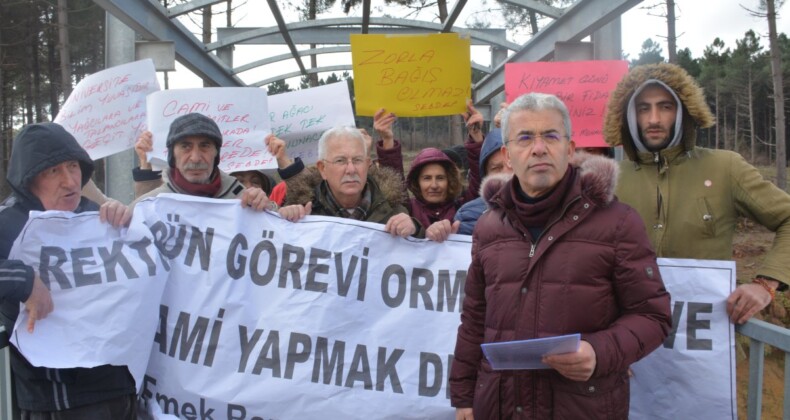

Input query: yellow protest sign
[351,33,471,117]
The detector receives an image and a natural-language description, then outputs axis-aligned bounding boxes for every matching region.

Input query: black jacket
[0,122,135,411]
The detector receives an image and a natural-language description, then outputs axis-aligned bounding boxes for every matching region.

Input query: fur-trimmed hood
[485,152,619,208]
[604,63,715,161]
[284,164,407,208]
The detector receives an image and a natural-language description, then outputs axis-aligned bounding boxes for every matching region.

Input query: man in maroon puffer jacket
[450,92,672,420]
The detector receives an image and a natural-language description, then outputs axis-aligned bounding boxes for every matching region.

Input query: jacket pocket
[473,368,501,420]
[696,197,716,237]
[549,372,629,420]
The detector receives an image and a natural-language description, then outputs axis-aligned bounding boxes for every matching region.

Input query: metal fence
[0,320,788,418]
[1,325,12,420]
[736,319,790,420]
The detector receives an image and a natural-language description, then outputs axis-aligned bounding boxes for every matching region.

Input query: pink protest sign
[504,60,628,148]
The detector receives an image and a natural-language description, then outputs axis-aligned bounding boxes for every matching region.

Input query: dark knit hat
[166,113,223,168]
[8,122,94,191]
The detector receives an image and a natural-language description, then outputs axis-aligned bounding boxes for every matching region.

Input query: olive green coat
[605,63,790,285]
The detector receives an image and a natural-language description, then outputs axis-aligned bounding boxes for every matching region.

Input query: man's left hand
[384,213,416,238]
[99,199,132,228]
[240,187,272,212]
[727,282,775,324]
[543,340,597,381]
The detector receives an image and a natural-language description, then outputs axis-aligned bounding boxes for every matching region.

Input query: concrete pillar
[592,17,622,60]
[104,13,137,203]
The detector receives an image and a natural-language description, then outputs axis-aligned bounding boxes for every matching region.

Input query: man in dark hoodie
[0,122,136,418]
[604,62,790,324]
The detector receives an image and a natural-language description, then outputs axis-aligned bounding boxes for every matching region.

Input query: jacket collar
[486,152,619,210]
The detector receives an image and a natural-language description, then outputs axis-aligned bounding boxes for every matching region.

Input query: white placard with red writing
[54,59,160,159]
[268,82,356,165]
[146,88,274,173]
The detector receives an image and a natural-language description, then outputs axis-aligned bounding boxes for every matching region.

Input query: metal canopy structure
[91,0,642,108]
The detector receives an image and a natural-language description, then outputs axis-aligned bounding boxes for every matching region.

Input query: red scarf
[170,168,222,197]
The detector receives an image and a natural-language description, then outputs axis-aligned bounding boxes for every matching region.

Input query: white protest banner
[8,210,169,390]
[268,82,356,165]
[134,194,467,420]
[6,197,739,419]
[630,258,737,420]
[54,59,159,159]
[146,88,273,173]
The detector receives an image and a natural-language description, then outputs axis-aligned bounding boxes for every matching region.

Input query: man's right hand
[135,131,154,170]
[265,134,292,169]
[456,408,474,420]
[24,275,53,333]
[494,102,509,129]
[426,219,460,243]
[373,108,397,149]
[278,202,312,222]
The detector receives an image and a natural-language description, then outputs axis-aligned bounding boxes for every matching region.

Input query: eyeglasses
[324,156,367,167]
[506,132,567,148]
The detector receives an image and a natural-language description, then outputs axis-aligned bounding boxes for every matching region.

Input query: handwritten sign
[268,82,356,165]
[351,33,470,117]
[145,88,273,173]
[504,60,628,147]
[54,59,159,159]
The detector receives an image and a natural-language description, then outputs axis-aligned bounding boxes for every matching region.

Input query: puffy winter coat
[604,63,790,286]
[450,154,671,419]
[454,174,510,235]
[285,165,413,225]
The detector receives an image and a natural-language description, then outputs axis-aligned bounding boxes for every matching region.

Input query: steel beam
[499,0,564,19]
[473,0,641,105]
[251,59,493,87]
[212,18,518,51]
[266,0,307,75]
[167,0,227,18]
[92,0,243,87]
[234,46,350,74]
[443,0,468,32]
[361,0,371,34]
[252,65,351,87]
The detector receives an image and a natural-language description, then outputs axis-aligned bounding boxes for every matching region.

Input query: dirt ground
[732,219,786,419]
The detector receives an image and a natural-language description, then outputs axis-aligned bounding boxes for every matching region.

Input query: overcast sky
[163,0,787,89]
[621,0,787,60]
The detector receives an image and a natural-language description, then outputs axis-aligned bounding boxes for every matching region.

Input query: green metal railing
[736,319,790,420]
[1,325,12,419]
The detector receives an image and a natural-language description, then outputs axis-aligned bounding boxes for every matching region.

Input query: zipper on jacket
[653,151,660,163]
[527,195,581,258]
